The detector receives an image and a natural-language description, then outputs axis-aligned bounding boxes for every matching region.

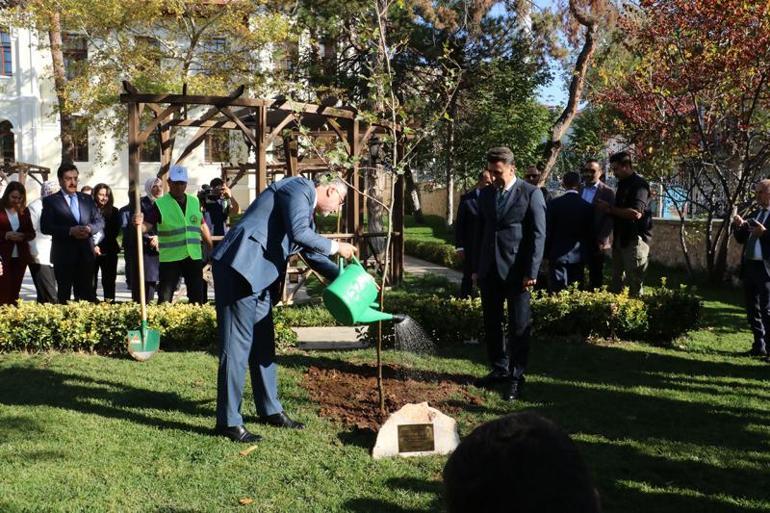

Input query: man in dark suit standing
[455,169,492,298]
[473,147,546,401]
[546,172,594,293]
[41,163,104,303]
[732,179,770,357]
[580,159,615,290]
[207,175,357,442]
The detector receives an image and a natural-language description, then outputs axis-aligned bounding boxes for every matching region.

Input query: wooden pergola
[0,159,51,188]
[119,82,404,287]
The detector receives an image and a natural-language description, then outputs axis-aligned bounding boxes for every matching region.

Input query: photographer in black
[202,178,240,237]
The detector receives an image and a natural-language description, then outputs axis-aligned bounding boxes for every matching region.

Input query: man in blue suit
[473,147,546,401]
[209,175,356,442]
[40,163,104,303]
[545,172,595,293]
[455,169,492,298]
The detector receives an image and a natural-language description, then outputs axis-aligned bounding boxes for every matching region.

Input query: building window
[70,116,89,162]
[140,110,161,162]
[0,120,14,161]
[0,29,11,77]
[204,130,229,163]
[279,42,298,74]
[204,37,228,54]
[62,34,87,80]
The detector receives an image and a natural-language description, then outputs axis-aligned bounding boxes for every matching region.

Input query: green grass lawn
[2,280,769,512]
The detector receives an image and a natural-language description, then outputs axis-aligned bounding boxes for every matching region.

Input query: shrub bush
[404,239,461,270]
[0,283,700,355]
[0,302,297,355]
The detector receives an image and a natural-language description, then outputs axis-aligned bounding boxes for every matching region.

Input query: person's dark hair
[608,152,632,167]
[210,177,224,188]
[584,158,601,167]
[57,162,78,179]
[92,183,115,216]
[563,171,581,189]
[0,181,27,210]
[80,185,92,194]
[443,412,601,513]
[487,147,515,166]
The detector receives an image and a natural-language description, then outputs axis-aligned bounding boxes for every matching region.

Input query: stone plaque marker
[372,402,459,459]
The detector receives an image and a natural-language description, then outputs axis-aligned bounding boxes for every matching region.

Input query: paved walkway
[403,255,462,284]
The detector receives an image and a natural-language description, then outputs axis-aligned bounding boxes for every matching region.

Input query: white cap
[168,165,188,183]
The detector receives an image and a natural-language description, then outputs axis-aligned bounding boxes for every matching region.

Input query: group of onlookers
[0,163,239,306]
[454,148,653,402]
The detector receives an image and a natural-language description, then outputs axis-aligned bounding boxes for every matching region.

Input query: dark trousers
[213,262,282,426]
[479,271,532,379]
[131,281,157,304]
[158,257,204,304]
[93,253,118,301]
[29,263,57,303]
[0,257,26,305]
[743,261,770,353]
[586,251,605,290]
[549,261,584,293]
[459,255,477,299]
[54,259,97,303]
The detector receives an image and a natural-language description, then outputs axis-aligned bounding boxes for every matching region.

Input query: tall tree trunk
[445,97,457,227]
[404,164,424,223]
[538,2,598,184]
[367,162,386,256]
[48,11,73,165]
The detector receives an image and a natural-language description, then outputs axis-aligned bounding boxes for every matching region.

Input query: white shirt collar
[565,189,579,195]
[503,176,516,193]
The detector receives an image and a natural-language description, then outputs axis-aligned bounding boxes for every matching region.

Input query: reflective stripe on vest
[156,193,203,263]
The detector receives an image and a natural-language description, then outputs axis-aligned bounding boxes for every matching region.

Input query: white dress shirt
[581,182,599,204]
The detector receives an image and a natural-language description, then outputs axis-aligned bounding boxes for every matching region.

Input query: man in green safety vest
[135,165,212,303]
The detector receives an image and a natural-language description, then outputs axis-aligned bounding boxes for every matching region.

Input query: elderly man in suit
[733,179,770,357]
[455,169,493,298]
[580,159,615,290]
[472,147,546,401]
[208,175,357,442]
[546,172,594,293]
[41,163,104,303]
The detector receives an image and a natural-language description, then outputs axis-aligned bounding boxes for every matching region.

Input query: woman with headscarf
[121,176,163,303]
[27,179,60,303]
[92,183,122,301]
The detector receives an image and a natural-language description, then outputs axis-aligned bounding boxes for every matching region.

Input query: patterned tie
[496,187,509,216]
[68,194,80,223]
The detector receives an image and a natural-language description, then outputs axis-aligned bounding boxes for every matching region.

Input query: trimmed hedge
[404,239,461,270]
[0,302,296,355]
[0,284,700,355]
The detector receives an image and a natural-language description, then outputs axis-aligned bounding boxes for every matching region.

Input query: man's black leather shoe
[261,412,305,430]
[502,377,525,402]
[475,370,511,389]
[214,425,262,443]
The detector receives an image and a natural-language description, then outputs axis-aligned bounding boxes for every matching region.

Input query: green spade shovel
[126,184,160,361]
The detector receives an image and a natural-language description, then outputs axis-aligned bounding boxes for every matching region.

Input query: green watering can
[323,256,405,325]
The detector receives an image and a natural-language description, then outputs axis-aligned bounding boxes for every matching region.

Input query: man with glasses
[524,165,551,203]
[208,174,356,442]
[595,152,652,297]
[732,179,770,357]
[580,159,615,290]
[473,147,546,401]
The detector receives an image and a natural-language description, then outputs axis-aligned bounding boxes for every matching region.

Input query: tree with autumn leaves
[598,0,770,281]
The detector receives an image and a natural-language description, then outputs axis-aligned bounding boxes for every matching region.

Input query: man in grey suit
[209,175,356,442]
[580,159,615,290]
[473,147,546,401]
[732,179,770,357]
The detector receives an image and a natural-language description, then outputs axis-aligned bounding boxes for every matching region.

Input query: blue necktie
[68,194,80,223]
